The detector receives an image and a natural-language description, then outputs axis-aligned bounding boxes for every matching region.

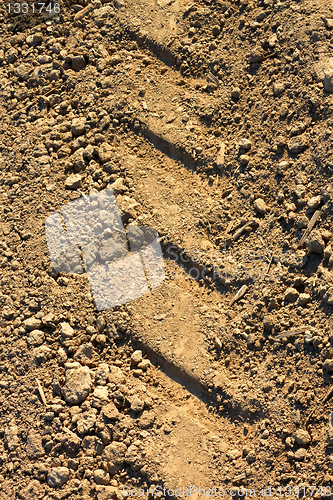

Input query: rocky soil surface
[1,0,333,498]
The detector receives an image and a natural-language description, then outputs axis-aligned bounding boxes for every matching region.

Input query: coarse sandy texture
[1,0,333,498]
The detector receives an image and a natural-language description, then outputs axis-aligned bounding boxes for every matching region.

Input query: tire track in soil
[76,3,308,491]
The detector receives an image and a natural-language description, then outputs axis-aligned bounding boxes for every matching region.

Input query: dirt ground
[1,0,333,498]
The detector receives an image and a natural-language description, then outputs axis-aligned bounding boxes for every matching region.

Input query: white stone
[254,198,268,214]
[60,322,74,338]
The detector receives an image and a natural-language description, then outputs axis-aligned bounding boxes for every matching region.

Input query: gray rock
[239,154,250,165]
[328,255,333,270]
[26,431,44,458]
[306,229,325,253]
[294,184,306,199]
[324,287,333,306]
[294,448,306,462]
[38,54,52,64]
[304,331,313,344]
[287,134,309,154]
[52,43,62,54]
[71,56,86,71]
[99,115,111,130]
[322,183,333,203]
[324,244,332,260]
[246,450,256,463]
[137,359,151,371]
[101,441,127,474]
[109,54,123,66]
[290,122,307,136]
[83,144,95,162]
[325,18,333,29]
[96,59,107,72]
[95,363,109,385]
[62,365,92,405]
[65,173,83,190]
[47,467,70,488]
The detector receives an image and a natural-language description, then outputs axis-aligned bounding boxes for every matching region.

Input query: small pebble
[238,138,252,150]
[306,230,325,254]
[298,293,311,306]
[254,198,268,214]
[47,467,70,488]
[294,429,311,446]
[231,87,241,99]
[131,350,143,365]
[273,82,285,96]
[212,25,221,36]
[307,195,321,210]
[324,59,333,93]
[65,174,83,189]
[284,287,299,303]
